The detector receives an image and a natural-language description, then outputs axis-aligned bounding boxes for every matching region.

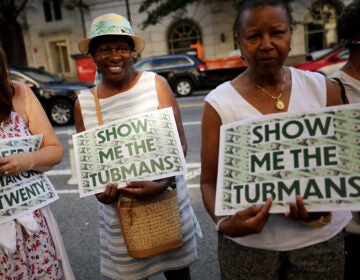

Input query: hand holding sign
[121,177,174,198]
[218,197,272,237]
[0,152,33,176]
[95,182,120,204]
[285,195,331,226]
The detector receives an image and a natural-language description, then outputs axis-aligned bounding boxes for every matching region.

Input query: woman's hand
[121,177,173,199]
[96,182,121,204]
[284,195,330,223]
[218,197,272,237]
[0,152,33,176]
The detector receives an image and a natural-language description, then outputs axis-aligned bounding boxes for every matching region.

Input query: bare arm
[200,102,222,221]
[74,98,86,133]
[0,82,63,175]
[200,102,271,237]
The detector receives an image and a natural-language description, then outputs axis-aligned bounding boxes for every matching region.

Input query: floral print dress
[0,111,63,280]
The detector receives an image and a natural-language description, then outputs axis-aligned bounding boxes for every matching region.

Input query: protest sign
[73,108,187,198]
[0,135,59,224]
[215,104,360,215]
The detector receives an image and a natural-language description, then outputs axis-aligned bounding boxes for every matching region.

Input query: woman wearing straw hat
[75,13,200,280]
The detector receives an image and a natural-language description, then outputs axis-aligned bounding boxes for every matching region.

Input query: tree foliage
[139,0,294,30]
[0,0,28,66]
[138,0,199,29]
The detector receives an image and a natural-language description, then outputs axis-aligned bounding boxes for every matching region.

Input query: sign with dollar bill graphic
[73,108,187,198]
[0,135,59,224]
[215,104,360,215]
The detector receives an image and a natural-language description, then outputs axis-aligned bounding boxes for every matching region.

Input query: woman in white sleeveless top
[75,13,199,280]
[201,1,350,279]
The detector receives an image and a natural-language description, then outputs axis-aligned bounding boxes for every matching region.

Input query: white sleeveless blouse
[205,67,351,251]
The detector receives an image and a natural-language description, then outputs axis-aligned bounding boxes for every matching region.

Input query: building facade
[21,0,351,81]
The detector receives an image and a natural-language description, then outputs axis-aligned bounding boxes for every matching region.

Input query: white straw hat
[78,13,145,55]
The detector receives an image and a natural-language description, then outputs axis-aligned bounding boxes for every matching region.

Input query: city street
[47,92,221,279]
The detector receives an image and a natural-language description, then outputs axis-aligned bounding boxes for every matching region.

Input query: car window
[164,57,192,66]
[19,69,63,83]
[133,59,154,71]
[152,57,192,69]
[315,48,341,60]
[134,55,195,71]
[10,72,31,84]
[338,49,349,59]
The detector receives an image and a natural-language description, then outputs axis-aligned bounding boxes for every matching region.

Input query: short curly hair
[337,2,360,47]
[233,0,293,38]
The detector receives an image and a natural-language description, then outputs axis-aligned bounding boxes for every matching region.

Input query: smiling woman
[74,13,200,280]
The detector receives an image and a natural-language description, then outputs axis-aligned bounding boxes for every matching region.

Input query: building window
[304,1,342,52]
[168,20,202,54]
[49,40,70,75]
[43,0,62,22]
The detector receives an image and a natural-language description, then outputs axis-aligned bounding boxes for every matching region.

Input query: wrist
[154,177,175,188]
[27,153,34,170]
[216,216,231,233]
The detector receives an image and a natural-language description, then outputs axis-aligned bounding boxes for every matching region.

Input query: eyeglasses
[98,47,133,58]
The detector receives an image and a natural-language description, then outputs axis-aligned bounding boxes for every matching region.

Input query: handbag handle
[332,77,349,104]
[93,85,104,125]
[118,195,134,225]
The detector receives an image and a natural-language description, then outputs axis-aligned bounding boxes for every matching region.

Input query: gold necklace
[256,69,286,110]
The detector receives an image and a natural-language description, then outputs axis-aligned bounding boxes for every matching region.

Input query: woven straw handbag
[117,188,183,258]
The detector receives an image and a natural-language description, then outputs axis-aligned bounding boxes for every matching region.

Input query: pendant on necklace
[276,99,285,110]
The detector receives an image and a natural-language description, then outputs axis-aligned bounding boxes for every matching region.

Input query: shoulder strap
[332,77,349,104]
[93,85,104,125]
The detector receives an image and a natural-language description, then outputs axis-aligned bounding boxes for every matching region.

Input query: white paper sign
[0,135,59,224]
[73,108,187,198]
[215,104,360,215]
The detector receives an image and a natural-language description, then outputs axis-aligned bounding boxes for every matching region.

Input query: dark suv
[10,66,93,126]
[133,54,208,96]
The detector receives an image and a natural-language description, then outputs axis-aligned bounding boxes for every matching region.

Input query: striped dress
[77,71,199,280]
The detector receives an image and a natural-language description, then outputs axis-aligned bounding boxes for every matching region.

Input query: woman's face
[236,5,292,75]
[93,36,134,82]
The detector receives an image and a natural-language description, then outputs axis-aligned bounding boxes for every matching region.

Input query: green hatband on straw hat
[78,13,145,55]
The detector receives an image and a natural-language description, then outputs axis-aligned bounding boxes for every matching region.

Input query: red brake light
[197,64,206,72]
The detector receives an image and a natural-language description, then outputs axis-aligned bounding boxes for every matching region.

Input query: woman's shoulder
[141,70,156,77]
[12,80,30,94]
[11,80,35,104]
[11,80,41,123]
[290,66,325,81]
[140,71,157,84]
[205,81,233,101]
[77,87,93,100]
[290,66,327,92]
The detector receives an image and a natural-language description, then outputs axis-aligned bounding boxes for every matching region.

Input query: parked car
[305,48,335,61]
[9,66,93,126]
[294,47,349,76]
[133,54,209,96]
